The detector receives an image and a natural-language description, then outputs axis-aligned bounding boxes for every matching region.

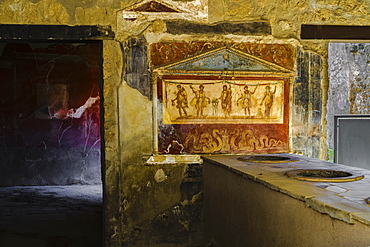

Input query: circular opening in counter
[285,169,364,182]
[237,155,299,163]
[299,170,350,178]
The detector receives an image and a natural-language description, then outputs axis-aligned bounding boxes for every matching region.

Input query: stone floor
[0,185,103,247]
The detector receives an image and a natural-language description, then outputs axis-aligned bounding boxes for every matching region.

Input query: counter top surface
[202,153,370,226]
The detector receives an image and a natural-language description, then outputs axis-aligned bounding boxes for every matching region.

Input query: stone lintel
[301,25,370,40]
[0,24,114,40]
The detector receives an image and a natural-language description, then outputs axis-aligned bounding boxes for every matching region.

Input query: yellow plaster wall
[209,0,370,37]
[75,6,115,26]
[0,0,368,41]
[119,82,153,164]
[0,0,69,24]
[0,0,119,26]
[102,40,124,246]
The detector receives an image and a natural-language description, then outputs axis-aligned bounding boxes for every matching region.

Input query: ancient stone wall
[1,0,370,246]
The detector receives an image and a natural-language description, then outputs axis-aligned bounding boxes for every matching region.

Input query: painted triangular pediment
[129,0,179,12]
[126,0,183,13]
[122,0,206,21]
[155,47,293,74]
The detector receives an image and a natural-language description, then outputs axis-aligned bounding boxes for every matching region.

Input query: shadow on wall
[0,42,102,186]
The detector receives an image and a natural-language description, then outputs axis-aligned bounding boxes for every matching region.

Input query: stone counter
[203,154,370,247]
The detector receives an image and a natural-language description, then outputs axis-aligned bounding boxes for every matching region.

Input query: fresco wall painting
[152,43,295,154]
[162,79,285,124]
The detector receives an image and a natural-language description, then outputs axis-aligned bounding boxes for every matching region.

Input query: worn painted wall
[292,48,323,158]
[1,0,370,246]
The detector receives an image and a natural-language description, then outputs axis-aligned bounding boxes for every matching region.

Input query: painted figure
[211,98,219,116]
[219,85,232,117]
[172,85,188,118]
[260,85,276,118]
[190,84,210,117]
[237,85,258,116]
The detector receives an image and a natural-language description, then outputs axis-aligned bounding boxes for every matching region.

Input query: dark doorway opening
[0,41,102,186]
[0,41,103,246]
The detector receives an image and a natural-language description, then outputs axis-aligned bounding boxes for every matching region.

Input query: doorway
[0,41,102,185]
[0,41,103,246]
